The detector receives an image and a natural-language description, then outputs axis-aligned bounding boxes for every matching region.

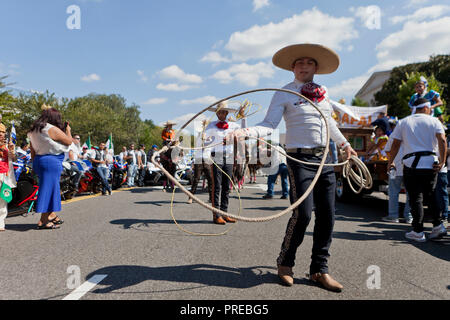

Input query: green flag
[106,133,114,155]
[0,182,13,203]
[82,136,92,149]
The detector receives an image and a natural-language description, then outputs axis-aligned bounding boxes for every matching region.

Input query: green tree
[351,97,369,107]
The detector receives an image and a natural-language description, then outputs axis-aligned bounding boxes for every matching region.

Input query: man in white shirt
[388,98,447,242]
[205,102,242,224]
[231,44,356,292]
[90,142,112,195]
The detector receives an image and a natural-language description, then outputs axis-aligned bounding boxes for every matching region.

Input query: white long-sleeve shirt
[205,120,241,155]
[246,80,349,150]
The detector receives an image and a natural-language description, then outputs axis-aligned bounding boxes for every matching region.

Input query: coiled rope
[151,88,372,224]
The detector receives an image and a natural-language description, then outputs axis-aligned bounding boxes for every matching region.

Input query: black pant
[191,163,213,201]
[403,166,441,233]
[277,152,336,275]
[212,161,234,216]
[137,166,146,186]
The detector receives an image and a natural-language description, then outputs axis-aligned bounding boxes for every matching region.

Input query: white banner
[330,100,387,128]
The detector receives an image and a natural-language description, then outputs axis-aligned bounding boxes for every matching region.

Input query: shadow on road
[2,224,37,232]
[333,196,450,262]
[86,264,284,294]
[110,218,212,229]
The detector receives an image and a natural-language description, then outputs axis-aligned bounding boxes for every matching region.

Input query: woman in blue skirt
[28,106,73,229]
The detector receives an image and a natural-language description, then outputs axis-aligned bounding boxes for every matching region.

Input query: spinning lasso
[151,88,372,224]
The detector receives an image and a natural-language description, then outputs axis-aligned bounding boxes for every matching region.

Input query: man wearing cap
[204,101,243,225]
[388,97,447,242]
[230,44,356,292]
[0,122,17,231]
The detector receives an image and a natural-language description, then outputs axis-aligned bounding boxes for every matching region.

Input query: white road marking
[63,274,107,300]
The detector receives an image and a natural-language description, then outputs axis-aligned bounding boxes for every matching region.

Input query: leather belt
[286,147,326,156]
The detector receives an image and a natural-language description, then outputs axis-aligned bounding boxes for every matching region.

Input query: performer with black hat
[230,43,357,292]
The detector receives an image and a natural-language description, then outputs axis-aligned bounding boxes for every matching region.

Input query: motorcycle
[7,163,39,217]
[77,160,103,195]
[60,161,79,200]
[111,156,127,190]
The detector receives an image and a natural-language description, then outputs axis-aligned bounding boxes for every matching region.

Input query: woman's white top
[246,80,349,150]
[28,123,70,156]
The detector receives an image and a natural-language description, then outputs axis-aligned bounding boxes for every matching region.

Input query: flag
[106,133,114,156]
[10,121,17,145]
[0,182,13,203]
[82,135,91,150]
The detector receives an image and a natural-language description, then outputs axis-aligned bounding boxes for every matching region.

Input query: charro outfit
[246,80,350,276]
[205,119,241,218]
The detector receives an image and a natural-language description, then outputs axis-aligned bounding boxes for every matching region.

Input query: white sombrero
[207,101,238,113]
[163,120,177,127]
[272,43,340,74]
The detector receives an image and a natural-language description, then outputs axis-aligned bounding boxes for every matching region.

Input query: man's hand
[433,162,444,173]
[344,145,357,160]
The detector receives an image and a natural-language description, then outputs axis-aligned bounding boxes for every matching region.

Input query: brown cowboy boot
[310,273,343,292]
[213,215,226,225]
[277,266,294,286]
[223,215,236,223]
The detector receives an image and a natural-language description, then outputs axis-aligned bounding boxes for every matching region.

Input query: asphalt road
[1,177,449,302]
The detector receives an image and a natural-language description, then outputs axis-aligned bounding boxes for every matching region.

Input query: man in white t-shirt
[64,142,83,189]
[388,98,447,242]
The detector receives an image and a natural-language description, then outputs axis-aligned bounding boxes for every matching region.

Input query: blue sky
[1,0,449,130]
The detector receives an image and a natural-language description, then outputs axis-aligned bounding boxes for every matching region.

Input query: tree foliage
[351,97,369,107]
[0,77,163,153]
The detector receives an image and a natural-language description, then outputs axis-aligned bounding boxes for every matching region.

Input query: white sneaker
[429,223,447,240]
[382,216,399,223]
[405,231,426,242]
[405,217,413,224]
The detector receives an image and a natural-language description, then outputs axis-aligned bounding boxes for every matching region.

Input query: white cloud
[375,17,450,66]
[329,15,450,100]
[405,0,430,8]
[224,7,358,62]
[81,73,100,82]
[327,74,371,99]
[390,5,450,24]
[142,97,168,105]
[212,62,274,87]
[137,70,148,82]
[180,96,219,105]
[253,0,270,12]
[156,83,195,92]
[157,65,202,84]
[200,51,231,64]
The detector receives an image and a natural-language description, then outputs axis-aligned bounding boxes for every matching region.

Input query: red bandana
[301,82,326,103]
[0,146,9,174]
[216,121,229,130]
